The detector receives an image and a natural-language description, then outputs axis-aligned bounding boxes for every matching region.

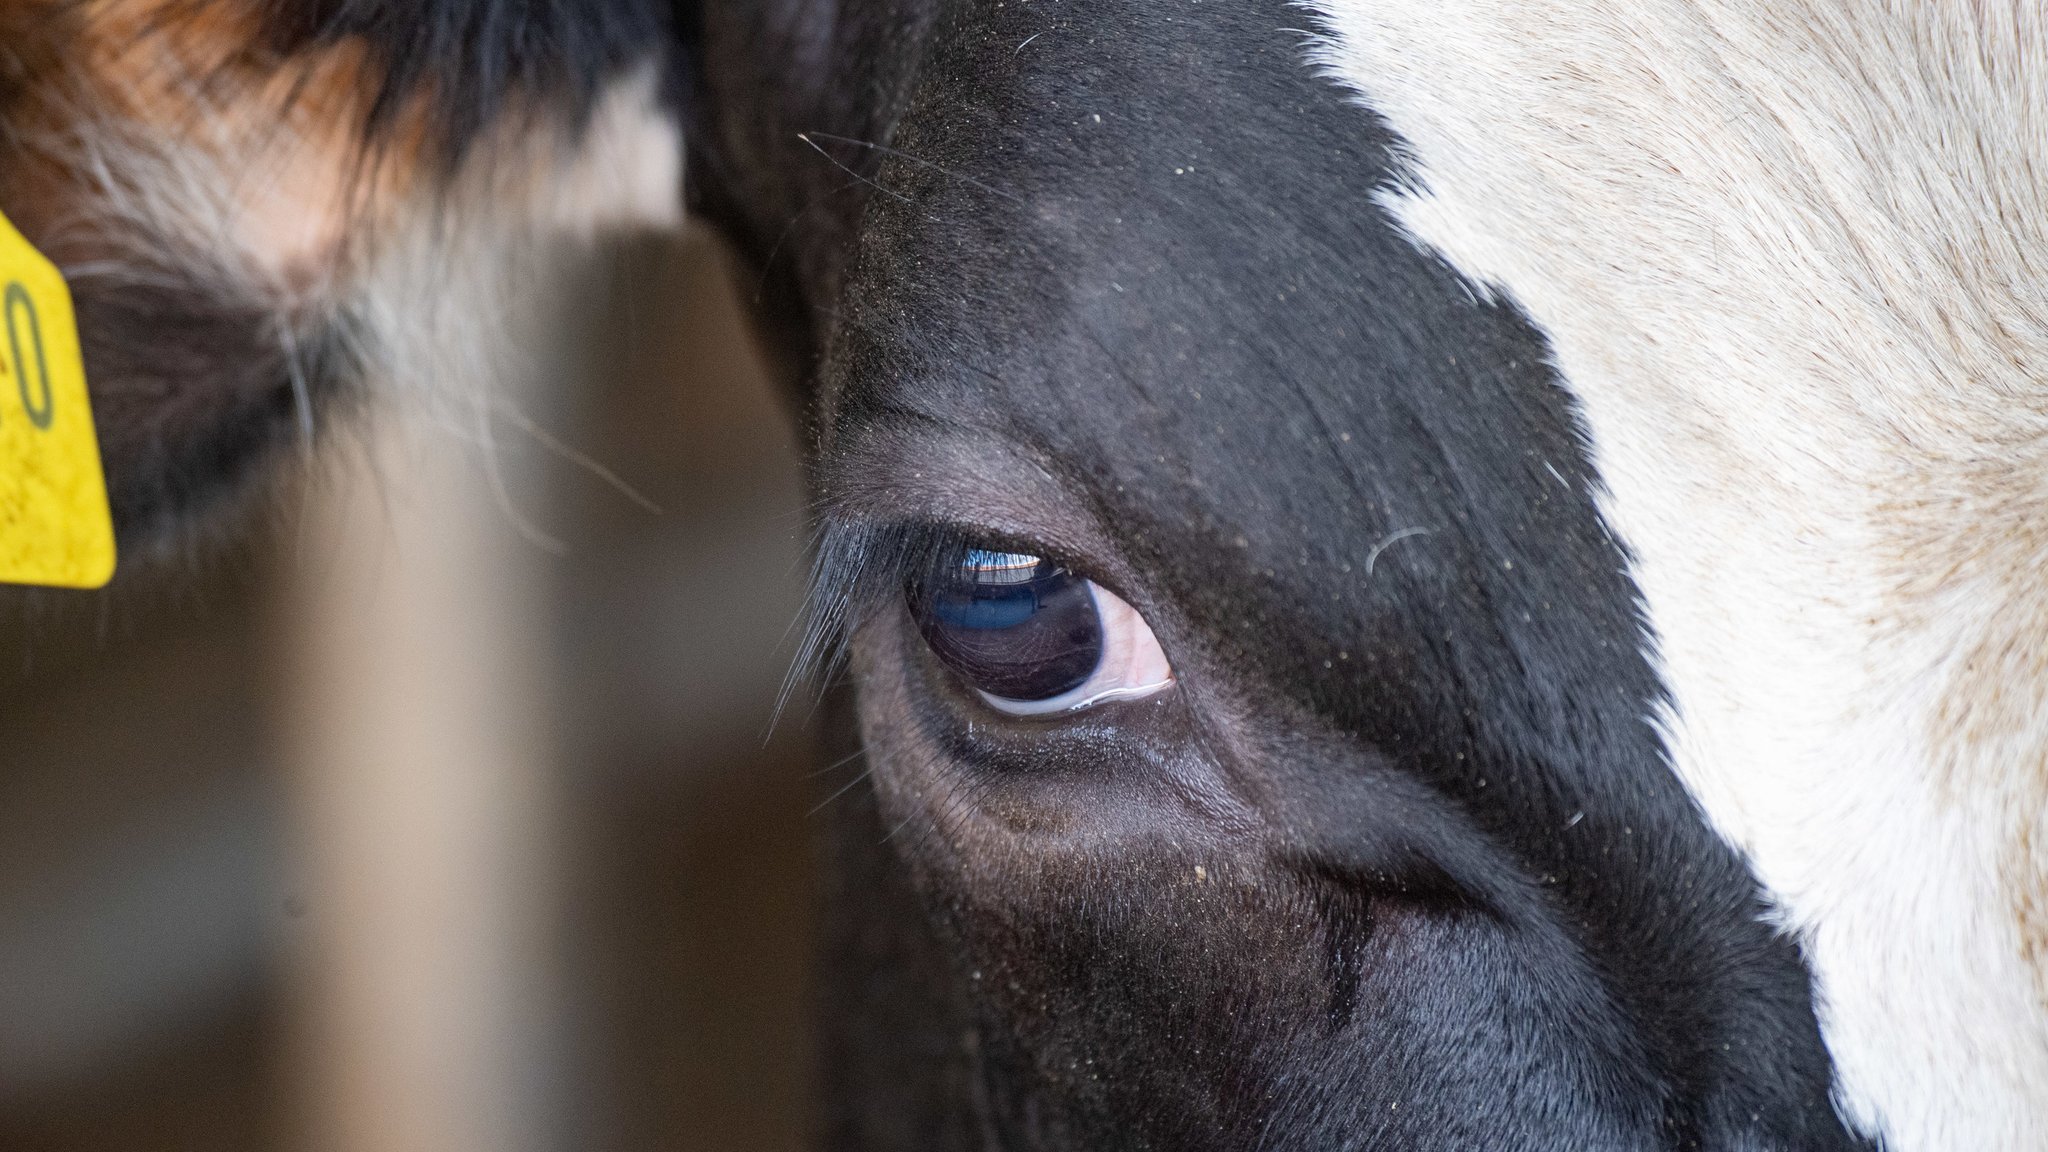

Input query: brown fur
[0,1,679,543]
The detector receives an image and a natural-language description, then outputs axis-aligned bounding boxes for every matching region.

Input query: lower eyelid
[974,682,1168,716]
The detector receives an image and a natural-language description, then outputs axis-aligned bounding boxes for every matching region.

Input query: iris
[912,549,1105,703]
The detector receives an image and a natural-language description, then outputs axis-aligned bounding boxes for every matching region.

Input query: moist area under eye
[913,550,1105,701]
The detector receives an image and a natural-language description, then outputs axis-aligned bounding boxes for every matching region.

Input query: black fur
[679,0,931,385]
[74,265,353,541]
[257,0,677,161]
[684,0,1875,1147]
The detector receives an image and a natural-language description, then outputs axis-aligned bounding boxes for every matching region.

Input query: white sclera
[975,581,1174,716]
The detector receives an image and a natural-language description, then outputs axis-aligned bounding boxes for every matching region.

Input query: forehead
[820,0,1621,707]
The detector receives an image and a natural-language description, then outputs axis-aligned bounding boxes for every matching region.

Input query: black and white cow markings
[746,1,1866,1147]
[1306,4,2048,1146]
[32,0,2041,1147]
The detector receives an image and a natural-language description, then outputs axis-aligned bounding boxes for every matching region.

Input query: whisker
[796,132,911,204]
[496,398,662,514]
[755,174,868,299]
[809,766,875,817]
[881,810,919,844]
[1365,526,1432,575]
[804,745,870,780]
[801,131,1026,205]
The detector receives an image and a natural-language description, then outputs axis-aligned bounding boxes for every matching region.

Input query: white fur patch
[1304,4,2048,1148]
[347,63,684,417]
[333,63,684,557]
[56,54,681,399]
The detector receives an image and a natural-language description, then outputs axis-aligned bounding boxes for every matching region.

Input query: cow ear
[0,1,684,548]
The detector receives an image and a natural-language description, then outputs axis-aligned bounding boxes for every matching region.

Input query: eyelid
[847,518,1118,613]
[817,423,1120,584]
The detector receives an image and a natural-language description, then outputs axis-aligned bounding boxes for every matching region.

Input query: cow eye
[910,548,1173,716]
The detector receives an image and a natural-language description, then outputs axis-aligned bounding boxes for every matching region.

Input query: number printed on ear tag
[0,205,113,588]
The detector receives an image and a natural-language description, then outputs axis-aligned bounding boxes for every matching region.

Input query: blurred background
[0,232,819,1151]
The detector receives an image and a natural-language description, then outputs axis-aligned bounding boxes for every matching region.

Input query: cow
[12,1,2043,1149]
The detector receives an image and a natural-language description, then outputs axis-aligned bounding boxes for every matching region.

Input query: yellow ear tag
[0,205,114,589]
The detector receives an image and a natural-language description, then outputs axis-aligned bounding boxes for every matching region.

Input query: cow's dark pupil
[912,549,1103,702]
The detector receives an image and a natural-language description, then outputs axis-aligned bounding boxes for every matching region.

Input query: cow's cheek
[847,614,1390,1142]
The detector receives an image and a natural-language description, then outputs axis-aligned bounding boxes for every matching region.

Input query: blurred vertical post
[280,406,562,1152]
[276,206,576,1152]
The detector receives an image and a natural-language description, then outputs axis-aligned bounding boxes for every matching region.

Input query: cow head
[696,1,1870,1147]
[27,0,2046,1148]
[702,1,2048,1148]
